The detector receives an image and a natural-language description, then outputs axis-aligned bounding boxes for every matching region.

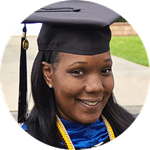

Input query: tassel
[18,24,29,123]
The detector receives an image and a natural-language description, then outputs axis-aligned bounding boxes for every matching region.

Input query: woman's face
[43,51,114,124]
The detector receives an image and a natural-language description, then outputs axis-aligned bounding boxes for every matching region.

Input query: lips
[82,101,99,106]
[77,98,103,106]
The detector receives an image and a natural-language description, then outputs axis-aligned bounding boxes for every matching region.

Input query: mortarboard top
[18,0,121,123]
[22,0,120,28]
[22,0,121,55]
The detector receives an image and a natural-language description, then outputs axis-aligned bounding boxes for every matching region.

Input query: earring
[49,84,52,88]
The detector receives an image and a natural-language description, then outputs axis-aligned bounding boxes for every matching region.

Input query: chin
[78,115,100,124]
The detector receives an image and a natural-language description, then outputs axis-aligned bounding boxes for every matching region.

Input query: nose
[85,75,104,93]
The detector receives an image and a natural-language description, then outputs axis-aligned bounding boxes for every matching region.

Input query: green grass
[110,36,149,67]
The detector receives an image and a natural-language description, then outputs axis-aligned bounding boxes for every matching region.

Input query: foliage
[110,36,149,67]
[115,17,127,22]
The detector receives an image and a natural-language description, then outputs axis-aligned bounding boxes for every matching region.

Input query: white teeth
[83,101,99,106]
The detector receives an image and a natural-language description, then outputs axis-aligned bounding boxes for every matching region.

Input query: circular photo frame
[0,0,150,150]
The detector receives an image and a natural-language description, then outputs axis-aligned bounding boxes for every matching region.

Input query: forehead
[58,51,112,66]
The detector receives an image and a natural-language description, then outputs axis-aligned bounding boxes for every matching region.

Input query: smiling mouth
[82,101,99,106]
[78,99,102,106]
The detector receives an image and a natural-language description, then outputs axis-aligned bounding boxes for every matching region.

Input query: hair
[25,50,135,148]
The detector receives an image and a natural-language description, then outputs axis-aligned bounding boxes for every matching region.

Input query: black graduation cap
[18,0,121,123]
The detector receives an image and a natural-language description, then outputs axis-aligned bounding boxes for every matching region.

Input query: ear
[42,61,54,87]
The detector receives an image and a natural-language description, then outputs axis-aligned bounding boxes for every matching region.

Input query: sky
[13,23,42,36]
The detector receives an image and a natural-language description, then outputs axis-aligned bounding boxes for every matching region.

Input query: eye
[71,69,85,76]
[101,67,112,75]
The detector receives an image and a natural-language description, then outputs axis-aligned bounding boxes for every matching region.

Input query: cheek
[53,76,81,100]
[104,75,114,93]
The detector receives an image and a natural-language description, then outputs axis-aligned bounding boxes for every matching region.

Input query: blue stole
[22,123,29,130]
[60,116,108,148]
[22,116,108,148]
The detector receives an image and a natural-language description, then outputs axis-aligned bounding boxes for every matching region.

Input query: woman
[20,1,135,149]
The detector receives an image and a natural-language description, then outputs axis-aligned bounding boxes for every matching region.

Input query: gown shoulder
[21,123,29,131]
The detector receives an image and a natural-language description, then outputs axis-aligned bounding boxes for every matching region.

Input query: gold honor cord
[56,115,75,150]
[56,114,115,150]
[101,114,115,140]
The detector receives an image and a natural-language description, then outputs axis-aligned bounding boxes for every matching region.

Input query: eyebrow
[69,58,112,67]
[68,61,88,67]
[104,58,112,63]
